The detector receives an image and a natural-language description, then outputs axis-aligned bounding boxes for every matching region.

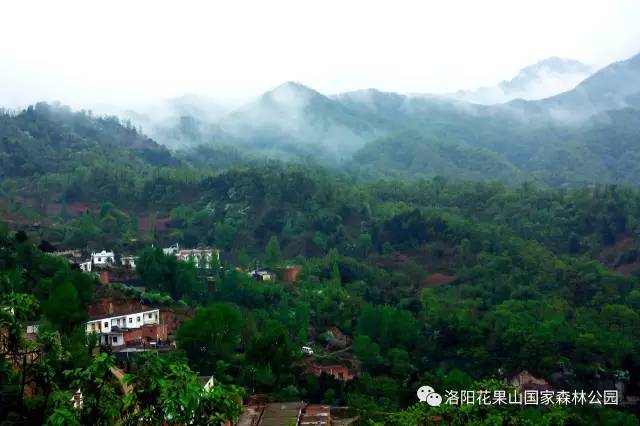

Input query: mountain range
[3,52,640,187]
[123,56,604,153]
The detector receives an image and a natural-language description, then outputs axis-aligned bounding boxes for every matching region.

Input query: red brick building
[305,363,355,382]
[160,308,194,339]
[122,324,168,345]
[280,265,302,284]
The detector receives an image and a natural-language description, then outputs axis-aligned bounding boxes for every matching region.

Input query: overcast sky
[1,0,639,109]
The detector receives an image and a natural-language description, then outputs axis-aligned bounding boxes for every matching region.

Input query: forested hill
[349,107,640,185]
[344,53,640,185]
[0,102,179,178]
[218,82,381,160]
[4,99,640,424]
[4,160,640,423]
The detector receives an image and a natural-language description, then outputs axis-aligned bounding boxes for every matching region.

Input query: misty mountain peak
[532,50,640,119]
[273,80,317,92]
[451,57,596,104]
[263,81,323,106]
[503,57,596,91]
[517,57,594,76]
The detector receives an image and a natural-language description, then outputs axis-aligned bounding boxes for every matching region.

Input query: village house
[2,310,56,368]
[93,264,138,286]
[79,260,92,272]
[120,255,137,269]
[163,244,220,269]
[55,250,135,278]
[71,388,83,409]
[507,370,553,392]
[85,308,167,348]
[278,265,302,284]
[248,269,276,282]
[51,249,83,263]
[50,250,93,272]
[305,362,355,382]
[160,308,194,339]
[299,404,331,426]
[238,400,355,426]
[163,243,180,255]
[25,322,39,335]
[87,299,192,341]
[198,375,215,391]
[257,401,305,426]
[91,250,115,266]
[175,248,219,268]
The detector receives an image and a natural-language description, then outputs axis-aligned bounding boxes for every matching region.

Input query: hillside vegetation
[2,53,640,424]
[121,52,640,186]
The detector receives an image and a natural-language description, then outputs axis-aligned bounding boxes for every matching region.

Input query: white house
[248,269,276,282]
[163,243,180,255]
[91,250,115,266]
[79,260,92,272]
[86,308,160,347]
[121,256,137,269]
[175,248,219,269]
[71,388,83,409]
[198,376,215,391]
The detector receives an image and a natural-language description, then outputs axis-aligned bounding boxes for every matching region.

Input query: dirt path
[110,366,133,394]
[314,345,352,358]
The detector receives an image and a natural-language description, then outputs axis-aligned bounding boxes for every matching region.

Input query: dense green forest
[2,98,640,424]
[348,108,640,185]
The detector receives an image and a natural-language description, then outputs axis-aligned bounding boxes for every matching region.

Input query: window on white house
[104,322,108,328]
[112,336,118,343]
[137,316,141,322]
[129,318,132,323]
